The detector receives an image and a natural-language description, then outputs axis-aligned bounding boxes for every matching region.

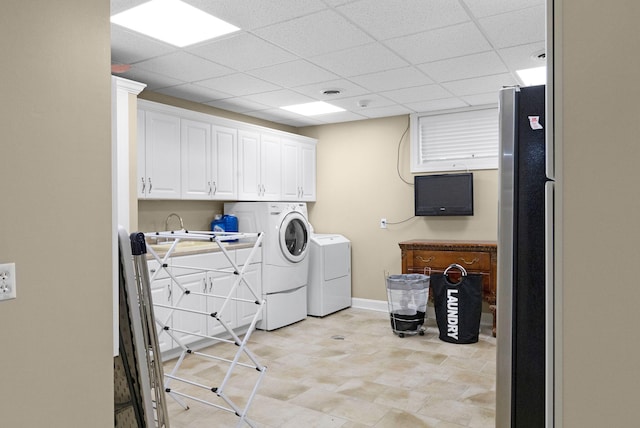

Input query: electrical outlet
[0,263,16,301]
[380,218,387,229]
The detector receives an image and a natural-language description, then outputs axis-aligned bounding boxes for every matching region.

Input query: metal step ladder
[115,227,170,428]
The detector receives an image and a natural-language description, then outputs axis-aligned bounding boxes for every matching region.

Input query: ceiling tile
[248,60,339,88]
[244,108,326,127]
[442,73,518,96]
[254,10,373,57]
[116,68,184,91]
[154,84,232,104]
[187,32,296,72]
[358,104,414,119]
[382,84,452,104]
[478,6,546,49]
[419,51,508,82]
[405,98,469,113]
[310,110,369,124]
[110,0,148,15]
[243,89,315,108]
[184,0,328,30]
[196,73,281,96]
[323,0,360,7]
[498,42,546,71]
[350,67,432,92]
[292,79,369,100]
[462,0,545,18]
[326,94,396,111]
[385,22,492,64]
[461,92,501,106]
[337,0,470,40]
[309,43,408,77]
[134,52,233,82]
[204,97,271,114]
[110,24,176,65]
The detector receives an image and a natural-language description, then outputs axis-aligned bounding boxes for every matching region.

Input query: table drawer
[411,250,491,271]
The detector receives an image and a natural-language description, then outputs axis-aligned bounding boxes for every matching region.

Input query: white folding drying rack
[140,229,266,428]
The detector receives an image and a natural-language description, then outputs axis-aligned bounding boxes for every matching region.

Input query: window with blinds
[410,106,499,173]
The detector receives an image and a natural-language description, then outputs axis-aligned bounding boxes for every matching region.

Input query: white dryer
[224,202,310,331]
[308,234,351,317]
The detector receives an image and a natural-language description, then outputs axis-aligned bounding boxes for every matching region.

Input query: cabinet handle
[212,181,217,195]
[458,257,479,265]
[208,278,213,293]
[202,278,207,293]
[208,181,212,195]
[167,283,171,301]
[141,177,146,193]
[416,255,435,263]
[148,177,153,193]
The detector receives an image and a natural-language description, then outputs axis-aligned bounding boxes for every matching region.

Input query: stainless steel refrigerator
[497,85,553,427]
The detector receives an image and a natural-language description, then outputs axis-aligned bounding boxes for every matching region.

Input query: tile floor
[162,308,496,427]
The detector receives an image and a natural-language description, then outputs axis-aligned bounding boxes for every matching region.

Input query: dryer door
[279,211,309,263]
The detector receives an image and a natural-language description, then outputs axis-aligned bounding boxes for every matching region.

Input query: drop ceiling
[111,0,546,128]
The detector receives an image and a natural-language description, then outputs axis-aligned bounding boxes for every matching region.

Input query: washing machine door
[279,211,309,263]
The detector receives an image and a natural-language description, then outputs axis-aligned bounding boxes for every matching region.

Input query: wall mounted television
[414,173,474,216]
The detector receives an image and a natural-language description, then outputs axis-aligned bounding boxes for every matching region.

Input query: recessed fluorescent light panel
[516,66,547,86]
[110,0,239,47]
[281,101,345,116]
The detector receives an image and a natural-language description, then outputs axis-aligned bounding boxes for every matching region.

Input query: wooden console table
[399,240,497,337]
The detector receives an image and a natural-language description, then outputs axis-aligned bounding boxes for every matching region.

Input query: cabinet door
[237,129,261,200]
[280,140,300,201]
[299,142,316,201]
[145,111,181,199]
[150,277,174,353]
[206,271,237,337]
[237,263,262,327]
[211,125,237,200]
[181,119,211,200]
[260,133,282,200]
[137,110,147,198]
[171,272,208,347]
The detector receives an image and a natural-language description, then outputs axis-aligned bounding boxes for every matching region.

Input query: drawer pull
[458,257,479,265]
[416,255,435,263]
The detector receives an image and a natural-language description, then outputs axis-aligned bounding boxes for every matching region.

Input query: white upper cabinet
[211,125,237,199]
[137,100,315,202]
[237,130,282,200]
[281,138,316,201]
[139,110,181,199]
[180,120,237,200]
[260,133,282,200]
[181,119,211,200]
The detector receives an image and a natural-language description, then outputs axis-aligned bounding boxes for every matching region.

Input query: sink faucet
[165,213,184,231]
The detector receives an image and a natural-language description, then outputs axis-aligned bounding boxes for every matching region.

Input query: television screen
[414,173,474,216]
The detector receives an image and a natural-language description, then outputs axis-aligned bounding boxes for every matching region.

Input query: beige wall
[557,1,640,426]
[301,115,498,301]
[0,1,113,427]
[138,200,225,232]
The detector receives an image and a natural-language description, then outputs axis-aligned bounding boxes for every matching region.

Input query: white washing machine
[308,234,352,317]
[224,202,310,331]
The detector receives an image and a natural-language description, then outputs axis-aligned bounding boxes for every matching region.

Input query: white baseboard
[351,297,388,312]
[351,297,493,327]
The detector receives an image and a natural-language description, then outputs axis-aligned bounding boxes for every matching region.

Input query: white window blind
[410,107,499,173]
